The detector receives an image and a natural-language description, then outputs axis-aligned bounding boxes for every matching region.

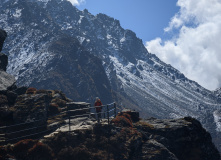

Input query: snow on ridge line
[108,54,220,117]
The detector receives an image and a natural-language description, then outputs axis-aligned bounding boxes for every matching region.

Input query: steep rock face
[0,1,113,104]
[16,36,113,103]
[0,28,16,91]
[0,28,16,123]
[1,0,221,151]
[214,88,221,98]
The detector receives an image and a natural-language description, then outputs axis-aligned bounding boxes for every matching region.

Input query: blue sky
[70,0,221,91]
[76,0,179,42]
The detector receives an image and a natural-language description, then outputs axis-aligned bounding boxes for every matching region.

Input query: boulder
[0,53,8,71]
[139,117,221,160]
[0,70,16,91]
[142,139,178,160]
[0,30,16,91]
[0,29,7,52]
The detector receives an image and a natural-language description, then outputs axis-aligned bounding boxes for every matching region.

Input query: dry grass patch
[135,121,154,129]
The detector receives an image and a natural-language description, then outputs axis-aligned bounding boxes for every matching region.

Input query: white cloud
[146,0,221,90]
[67,0,85,6]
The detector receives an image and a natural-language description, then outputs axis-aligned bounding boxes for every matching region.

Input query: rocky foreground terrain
[0,112,220,160]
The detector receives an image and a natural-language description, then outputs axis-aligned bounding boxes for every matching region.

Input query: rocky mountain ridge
[1,0,221,151]
[0,0,113,104]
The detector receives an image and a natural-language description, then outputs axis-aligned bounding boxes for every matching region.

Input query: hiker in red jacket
[94,97,102,122]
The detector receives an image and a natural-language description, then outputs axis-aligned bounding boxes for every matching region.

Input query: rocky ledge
[0,112,220,160]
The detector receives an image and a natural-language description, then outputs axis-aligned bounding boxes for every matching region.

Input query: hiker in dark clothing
[94,97,102,122]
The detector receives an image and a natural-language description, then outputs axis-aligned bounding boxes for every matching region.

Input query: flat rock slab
[44,117,97,138]
[143,118,191,130]
[0,70,16,91]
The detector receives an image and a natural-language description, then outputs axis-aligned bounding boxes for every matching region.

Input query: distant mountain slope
[1,0,221,151]
[21,36,113,103]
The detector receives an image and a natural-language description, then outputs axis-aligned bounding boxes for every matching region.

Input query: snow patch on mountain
[13,8,22,18]
[214,110,221,132]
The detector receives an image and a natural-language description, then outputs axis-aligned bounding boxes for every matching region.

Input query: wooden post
[107,105,109,124]
[103,105,105,119]
[114,103,117,117]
